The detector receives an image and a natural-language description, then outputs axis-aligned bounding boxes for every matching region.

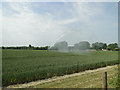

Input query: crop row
[2,60,118,86]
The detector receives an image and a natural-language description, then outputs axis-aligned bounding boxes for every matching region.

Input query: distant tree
[106,46,111,51]
[107,43,118,51]
[92,42,107,50]
[28,44,34,50]
[29,44,32,48]
[2,46,5,49]
[92,42,98,50]
[36,47,40,50]
[40,46,49,50]
[45,46,49,50]
[103,43,107,49]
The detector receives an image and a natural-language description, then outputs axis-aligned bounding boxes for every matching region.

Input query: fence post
[102,72,107,90]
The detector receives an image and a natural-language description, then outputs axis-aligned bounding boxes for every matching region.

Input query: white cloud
[58,18,79,25]
[2,2,117,46]
[3,2,72,46]
[58,2,117,45]
[2,0,120,2]
[71,3,102,24]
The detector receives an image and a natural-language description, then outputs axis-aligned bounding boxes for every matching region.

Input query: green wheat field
[2,49,118,87]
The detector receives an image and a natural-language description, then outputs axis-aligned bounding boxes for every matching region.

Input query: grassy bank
[32,65,118,88]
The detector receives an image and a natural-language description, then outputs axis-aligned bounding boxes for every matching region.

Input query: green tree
[29,44,32,48]
[92,42,107,50]
[103,43,107,49]
[107,43,118,51]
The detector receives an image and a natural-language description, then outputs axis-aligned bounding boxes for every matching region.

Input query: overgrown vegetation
[2,50,118,86]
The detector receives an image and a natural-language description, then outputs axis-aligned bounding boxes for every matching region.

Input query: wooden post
[102,72,107,90]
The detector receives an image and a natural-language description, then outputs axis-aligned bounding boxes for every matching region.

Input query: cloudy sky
[1,2,118,46]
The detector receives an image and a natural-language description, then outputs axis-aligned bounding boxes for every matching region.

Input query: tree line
[1,41,119,51]
[2,45,49,50]
[91,42,118,51]
[49,41,119,51]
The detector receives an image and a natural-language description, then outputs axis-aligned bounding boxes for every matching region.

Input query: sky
[1,2,118,46]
